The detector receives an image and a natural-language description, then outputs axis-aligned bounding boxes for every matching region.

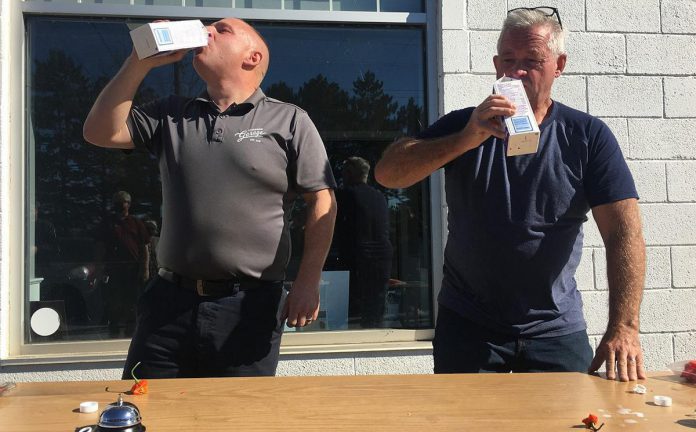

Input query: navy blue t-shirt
[418,101,638,338]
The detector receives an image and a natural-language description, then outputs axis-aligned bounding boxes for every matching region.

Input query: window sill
[2,329,433,366]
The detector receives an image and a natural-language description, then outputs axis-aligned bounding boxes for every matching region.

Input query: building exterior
[0,0,694,382]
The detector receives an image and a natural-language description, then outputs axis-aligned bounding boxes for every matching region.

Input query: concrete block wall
[444,0,696,371]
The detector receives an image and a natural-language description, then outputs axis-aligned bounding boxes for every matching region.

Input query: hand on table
[589,326,646,381]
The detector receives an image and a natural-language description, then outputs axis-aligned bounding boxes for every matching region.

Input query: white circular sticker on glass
[30,307,61,336]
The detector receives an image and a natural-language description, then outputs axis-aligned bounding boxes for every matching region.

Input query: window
[22,6,434,354]
[24,0,424,12]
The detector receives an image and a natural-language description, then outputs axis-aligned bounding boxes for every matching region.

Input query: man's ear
[555,53,567,78]
[242,50,263,69]
[493,55,506,79]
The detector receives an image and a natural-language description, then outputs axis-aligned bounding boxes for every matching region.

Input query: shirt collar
[193,88,265,114]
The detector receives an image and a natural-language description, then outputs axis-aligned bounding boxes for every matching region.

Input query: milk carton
[493,76,540,157]
[129,20,209,60]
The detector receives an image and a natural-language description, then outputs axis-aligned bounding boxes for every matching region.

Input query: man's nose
[509,68,527,79]
[505,61,528,78]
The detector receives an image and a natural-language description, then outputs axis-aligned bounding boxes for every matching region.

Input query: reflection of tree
[32,50,161,261]
[350,71,398,136]
[397,97,425,136]
[33,47,426,269]
[265,81,297,106]
[297,74,352,133]
[264,70,427,283]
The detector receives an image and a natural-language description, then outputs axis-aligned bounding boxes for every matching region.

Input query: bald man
[84,18,337,378]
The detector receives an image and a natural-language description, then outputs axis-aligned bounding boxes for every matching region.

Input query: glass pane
[26,18,203,342]
[284,0,330,10]
[26,17,430,343]
[259,24,429,330]
[333,0,376,11]
[380,0,423,12]
[236,0,282,8]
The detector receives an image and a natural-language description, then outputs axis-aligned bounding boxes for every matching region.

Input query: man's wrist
[607,320,640,334]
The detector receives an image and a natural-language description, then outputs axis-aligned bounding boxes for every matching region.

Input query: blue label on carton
[511,116,533,133]
[154,28,173,45]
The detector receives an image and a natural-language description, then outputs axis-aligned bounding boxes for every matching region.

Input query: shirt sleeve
[291,110,337,193]
[415,108,474,140]
[583,119,639,208]
[126,97,168,155]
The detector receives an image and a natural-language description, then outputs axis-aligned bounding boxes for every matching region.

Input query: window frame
[5,0,442,360]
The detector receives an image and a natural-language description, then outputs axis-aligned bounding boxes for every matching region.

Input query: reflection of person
[336,157,392,328]
[144,220,160,283]
[84,18,337,378]
[96,191,150,338]
[376,8,646,381]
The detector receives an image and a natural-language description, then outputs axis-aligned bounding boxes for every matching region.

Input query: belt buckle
[196,280,208,296]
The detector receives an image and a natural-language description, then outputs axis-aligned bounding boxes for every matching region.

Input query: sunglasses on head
[508,6,563,29]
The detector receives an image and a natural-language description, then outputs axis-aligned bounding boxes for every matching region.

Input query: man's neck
[206,79,258,112]
[531,97,554,125]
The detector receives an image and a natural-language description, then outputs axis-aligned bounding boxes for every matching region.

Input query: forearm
[374,132,477,189]
[141,245,150,274]
[295,189,337,287]
[604,213,646,332]
[83,53,151,148]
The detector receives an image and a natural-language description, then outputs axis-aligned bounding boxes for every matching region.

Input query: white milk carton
[492,76,540,157]
[129,20,209,60]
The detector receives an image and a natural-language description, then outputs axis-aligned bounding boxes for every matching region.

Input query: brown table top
[1,372,695,431]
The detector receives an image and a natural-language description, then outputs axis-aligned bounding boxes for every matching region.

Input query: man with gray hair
[376,7,645,381]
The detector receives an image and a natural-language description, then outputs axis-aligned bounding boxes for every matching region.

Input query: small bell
[95,393,146,431]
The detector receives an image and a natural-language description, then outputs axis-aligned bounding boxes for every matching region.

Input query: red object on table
[681,360,696,383]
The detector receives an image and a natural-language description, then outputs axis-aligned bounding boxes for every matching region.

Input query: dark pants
[123,275,287,379]
[353,253,391,328]
[106,262,141,338]
[433,305,593,374]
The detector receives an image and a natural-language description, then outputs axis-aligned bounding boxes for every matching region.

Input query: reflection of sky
[259,24,424,107]
[27,18,424,107]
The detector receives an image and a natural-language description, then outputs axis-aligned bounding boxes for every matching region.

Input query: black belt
[157,268,272,296]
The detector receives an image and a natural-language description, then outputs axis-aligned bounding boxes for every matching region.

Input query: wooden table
[1,372,695,431]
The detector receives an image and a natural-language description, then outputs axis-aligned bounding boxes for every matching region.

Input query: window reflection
[284,0,330,10]
[24,0,424,11]
[26,17,431,342]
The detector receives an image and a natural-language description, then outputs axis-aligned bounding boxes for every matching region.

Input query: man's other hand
[589,326,646,381]
[282,281,320,328]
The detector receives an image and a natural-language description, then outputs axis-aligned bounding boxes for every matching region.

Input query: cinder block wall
[441,0,696,371]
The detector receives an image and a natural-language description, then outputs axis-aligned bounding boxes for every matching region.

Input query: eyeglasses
[508,6,563,29]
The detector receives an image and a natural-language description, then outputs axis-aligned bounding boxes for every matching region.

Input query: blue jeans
[122,275,287,379]
[433,305,593,374]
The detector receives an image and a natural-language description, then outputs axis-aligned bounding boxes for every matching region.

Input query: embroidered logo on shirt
[235,128,264,143]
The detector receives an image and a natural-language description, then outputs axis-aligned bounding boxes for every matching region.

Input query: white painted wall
[444,0,696,372]
[1,0,695,382]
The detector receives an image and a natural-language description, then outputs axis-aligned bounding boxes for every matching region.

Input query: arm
[374,94,516,189]
[282,188,337,327]
[141,242,150,282]
[588,198,646,381]
[83,49,187,149]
